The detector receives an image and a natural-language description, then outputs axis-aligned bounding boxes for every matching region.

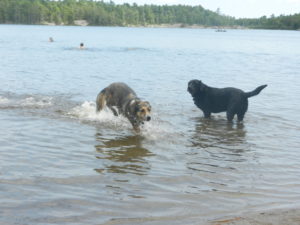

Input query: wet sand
[210,208,300,225]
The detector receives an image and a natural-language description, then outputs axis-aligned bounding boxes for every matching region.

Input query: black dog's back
[204,87,244,113]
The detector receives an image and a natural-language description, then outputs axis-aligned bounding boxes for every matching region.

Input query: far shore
[23,21,299,31]
[3,21,299,30]
[208,207,300,225]
[128,23,248,30]
[40,20,248,29]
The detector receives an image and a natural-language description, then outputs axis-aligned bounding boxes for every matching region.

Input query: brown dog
[96,82,151,131]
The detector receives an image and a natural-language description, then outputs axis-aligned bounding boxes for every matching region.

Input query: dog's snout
[146,116,151,121]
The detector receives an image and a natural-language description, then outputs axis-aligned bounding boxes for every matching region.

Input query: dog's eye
[140,109,145,113]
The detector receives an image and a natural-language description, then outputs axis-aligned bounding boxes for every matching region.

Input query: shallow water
[0,25,300,225]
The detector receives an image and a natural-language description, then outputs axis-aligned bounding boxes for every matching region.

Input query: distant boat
[215,29,227,32]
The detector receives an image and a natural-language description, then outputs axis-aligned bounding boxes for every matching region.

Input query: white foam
[68,101,185,142]
[21,96,53,107]
[68,101,131,129]
[0,96,9,104]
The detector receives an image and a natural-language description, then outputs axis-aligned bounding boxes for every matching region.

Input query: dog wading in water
[188,80,267,122]
[96,82,151,132]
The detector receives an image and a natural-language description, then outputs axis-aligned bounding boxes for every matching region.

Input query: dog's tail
[245,84,267,98]
[96,91,106,112]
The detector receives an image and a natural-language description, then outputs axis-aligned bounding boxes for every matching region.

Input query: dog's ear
[133,100,141,113]
[144,101,151,107]
[127,99,138,114]
[144,101,151,112]
[130,99,136,106]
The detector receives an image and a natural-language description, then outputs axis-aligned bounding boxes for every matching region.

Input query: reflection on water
[94,133,154,175]
[187,117,250,175]
[191,117,246,151]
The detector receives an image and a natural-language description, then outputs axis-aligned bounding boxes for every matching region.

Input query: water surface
[0,25,300,225]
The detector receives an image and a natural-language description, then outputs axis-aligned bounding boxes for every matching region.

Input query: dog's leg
[109,106,119,116]
[237,101,248,122]
[237,113,245,122]
[133,125,141,133]
[203,111,211,118]
[129,119,140,133]
[226,110,235,122]
[96,92,106,112]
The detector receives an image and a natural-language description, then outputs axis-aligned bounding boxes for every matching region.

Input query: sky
[109,0,300,18]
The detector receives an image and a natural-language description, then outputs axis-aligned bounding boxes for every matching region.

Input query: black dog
[187,80,267,122]
[96,82,151,131]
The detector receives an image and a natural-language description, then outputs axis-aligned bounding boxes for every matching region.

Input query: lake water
[0,25,300,225]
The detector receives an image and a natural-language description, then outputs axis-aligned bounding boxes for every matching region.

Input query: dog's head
[187,79,206,96]
[131,100,151,122]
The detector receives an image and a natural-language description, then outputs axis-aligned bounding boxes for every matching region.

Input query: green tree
[0,0,299,30]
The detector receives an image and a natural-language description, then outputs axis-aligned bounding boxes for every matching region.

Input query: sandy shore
[41,20,247,29]
[209,208,300,225]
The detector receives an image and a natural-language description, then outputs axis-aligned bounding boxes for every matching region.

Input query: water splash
[67,101,131,130]
[0,96,9,104]
[0,94,53,109]
[20,96,53,107]
[67,101,184,142]
[0,93,185,142]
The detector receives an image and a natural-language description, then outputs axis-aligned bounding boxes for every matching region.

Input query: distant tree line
[237,14,300,30]
[0,0,299,30]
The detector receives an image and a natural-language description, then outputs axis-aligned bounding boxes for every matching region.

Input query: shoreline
[2,21,299,31]
[42,21,247,29]
[209,208,300,225]
[3,22,299,31]
[126,23,248,30]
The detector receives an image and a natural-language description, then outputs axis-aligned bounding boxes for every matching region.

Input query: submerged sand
[209,208,300,225]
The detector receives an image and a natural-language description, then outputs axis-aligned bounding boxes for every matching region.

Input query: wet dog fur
[96,82,151,131]
[187,80,267,122]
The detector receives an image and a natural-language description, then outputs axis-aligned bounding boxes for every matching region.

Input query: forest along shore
[0,0,299,30]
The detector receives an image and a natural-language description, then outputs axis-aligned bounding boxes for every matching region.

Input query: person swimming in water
[49,37,54,42]
[79,42,84,49]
